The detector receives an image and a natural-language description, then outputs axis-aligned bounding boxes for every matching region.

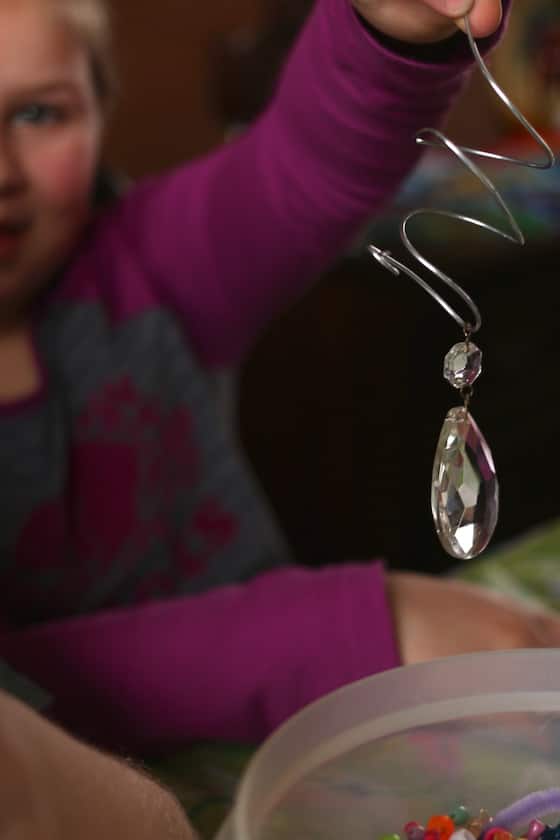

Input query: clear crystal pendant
[432,406,499,559]
[432,337,499,559]
[365,8,554,560]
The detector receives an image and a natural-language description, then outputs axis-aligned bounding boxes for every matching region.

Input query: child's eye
[12,103,63,125]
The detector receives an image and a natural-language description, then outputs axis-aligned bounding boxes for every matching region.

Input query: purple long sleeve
[0,563,398,750]
[118,0,498,365]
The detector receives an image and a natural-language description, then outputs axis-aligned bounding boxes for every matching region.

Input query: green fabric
[455,516,560,609]
[149,741,255,837]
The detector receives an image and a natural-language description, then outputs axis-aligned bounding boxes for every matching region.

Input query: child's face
[0,0,103,319]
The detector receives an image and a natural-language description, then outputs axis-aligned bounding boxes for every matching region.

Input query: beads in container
[379,789,560,840]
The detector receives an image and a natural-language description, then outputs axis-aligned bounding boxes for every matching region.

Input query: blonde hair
[55,0,116,106]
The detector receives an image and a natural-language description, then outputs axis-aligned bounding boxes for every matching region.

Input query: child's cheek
[28,129,100,212]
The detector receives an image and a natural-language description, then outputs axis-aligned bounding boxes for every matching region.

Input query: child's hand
[352,0,503,44]
[388,572,560,665]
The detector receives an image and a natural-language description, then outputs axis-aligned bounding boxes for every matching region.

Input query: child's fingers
[420,0,474,19]
[421,0,503,39]
[456,0,503,38]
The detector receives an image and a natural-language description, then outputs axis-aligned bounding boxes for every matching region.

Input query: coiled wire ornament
[369,16,556,560]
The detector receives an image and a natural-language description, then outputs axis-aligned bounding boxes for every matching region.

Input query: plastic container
[217,649,560,839]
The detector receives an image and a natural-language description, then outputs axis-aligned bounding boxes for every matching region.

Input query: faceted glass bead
[444,342,482,389]
[449,809,471,827]
[432,407,499,559]
[528,821,546,840]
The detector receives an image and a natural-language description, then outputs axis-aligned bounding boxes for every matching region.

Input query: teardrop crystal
[431,406,499,559]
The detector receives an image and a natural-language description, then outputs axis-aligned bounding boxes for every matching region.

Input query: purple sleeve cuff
[340,0,510,76]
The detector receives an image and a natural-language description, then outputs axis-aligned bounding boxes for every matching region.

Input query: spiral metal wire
[368,16,556,334]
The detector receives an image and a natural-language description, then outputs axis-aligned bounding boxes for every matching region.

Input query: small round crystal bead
[443,342,482,389]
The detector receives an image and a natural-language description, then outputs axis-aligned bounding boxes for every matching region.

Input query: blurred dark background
[104,0,560,574]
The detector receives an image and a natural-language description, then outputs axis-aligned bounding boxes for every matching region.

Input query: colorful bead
[527,821,546,840]
[427,816,455,840]
[450,830,477,840]
[384,796,560,840]
[405,823,425,840]
[450,809,471,828]
[484,829,512,840]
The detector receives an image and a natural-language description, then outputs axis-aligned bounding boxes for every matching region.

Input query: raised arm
[115,0,506,365]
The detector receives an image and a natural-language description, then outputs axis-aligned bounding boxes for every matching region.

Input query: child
[1,0,554,757]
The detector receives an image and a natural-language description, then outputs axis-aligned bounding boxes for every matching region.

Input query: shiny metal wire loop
[368,16,556,334]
